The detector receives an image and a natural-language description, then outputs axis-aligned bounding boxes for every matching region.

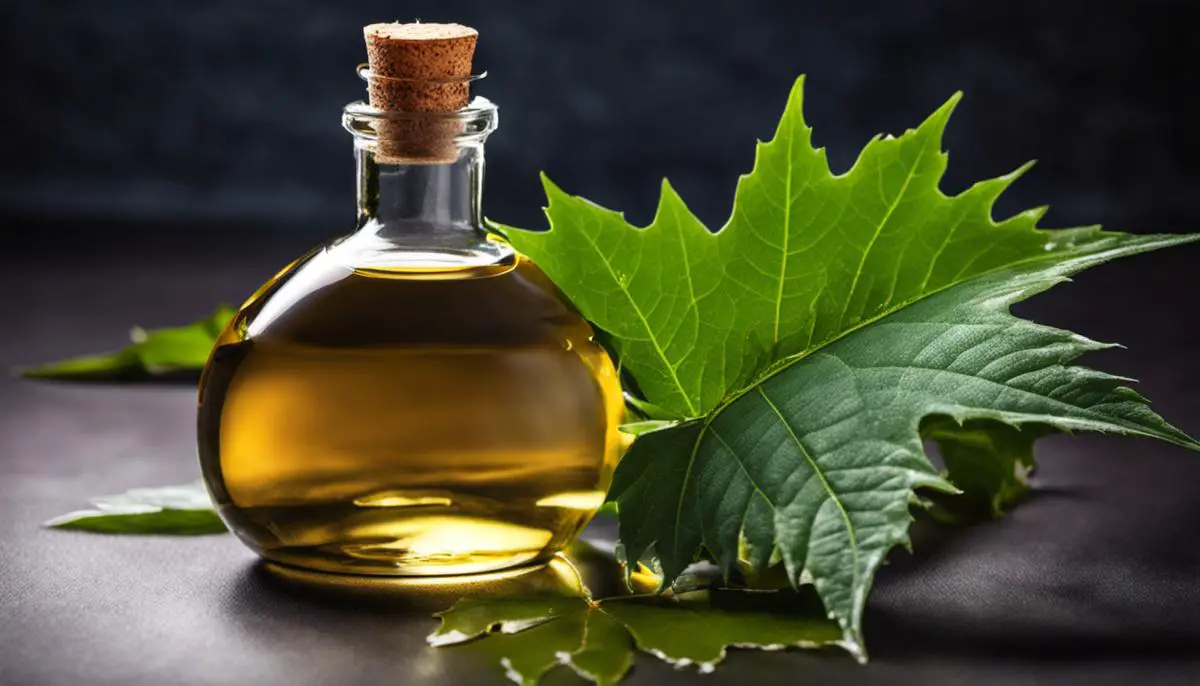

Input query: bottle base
[253,541,555,578]
[256,554,587,610]
[214,497,595,578]
[258,555,559,588]
[223,507,571,577]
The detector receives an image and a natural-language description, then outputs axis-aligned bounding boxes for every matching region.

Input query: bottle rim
[342,97,498,142]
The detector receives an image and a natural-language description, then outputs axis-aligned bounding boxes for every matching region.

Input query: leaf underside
[921,417,1055,521]
[499,76,1199,656]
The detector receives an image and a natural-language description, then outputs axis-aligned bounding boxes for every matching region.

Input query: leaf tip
[918,90,962,144]
[1010,158,1038,177]
[658,176,680,199]
[788,73,807,100]
[538,171,568,203]
[938,90,964,118]
[1023,205,1050,225]
[42,510,88,529]
[839,633,869,664]
[776,74,812,137]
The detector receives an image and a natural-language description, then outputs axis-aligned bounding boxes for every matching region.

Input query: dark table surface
[3,238,1199,686]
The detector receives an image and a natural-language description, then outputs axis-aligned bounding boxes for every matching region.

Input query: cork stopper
[363,22,478,163]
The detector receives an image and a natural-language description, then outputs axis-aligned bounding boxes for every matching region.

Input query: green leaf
[45,481,226,535]
[618,420,674,436]
[568,609,634,684]
[612,237,1199,656]
[922,418,1055,521]
[431,588,839,685]
[498,76,1199,657]
[22,305,235,379]
[46,509,227,535]
[604,590,842,669]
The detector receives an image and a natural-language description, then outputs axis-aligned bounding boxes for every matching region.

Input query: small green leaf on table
[21,305,235,379]
[45,481,225,535]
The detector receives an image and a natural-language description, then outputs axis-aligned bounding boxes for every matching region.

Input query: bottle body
[198,241,624,575]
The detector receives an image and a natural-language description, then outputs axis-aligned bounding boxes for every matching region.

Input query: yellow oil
[197,249,624,576]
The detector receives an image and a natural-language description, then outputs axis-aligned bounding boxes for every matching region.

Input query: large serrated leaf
[498,76,1199,657]
[610,235,1197,655]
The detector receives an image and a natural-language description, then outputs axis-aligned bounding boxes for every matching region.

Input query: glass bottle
[197,90,624,576]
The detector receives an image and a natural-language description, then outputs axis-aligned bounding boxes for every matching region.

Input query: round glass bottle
[197,96,624,576]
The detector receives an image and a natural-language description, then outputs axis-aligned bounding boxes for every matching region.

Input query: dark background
[3,0,1198,248]
[3,2,1200,685]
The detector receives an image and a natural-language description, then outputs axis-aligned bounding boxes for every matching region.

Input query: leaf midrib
[755,386,860,589]
[671,421,705,567]
[861,363,1183,442]
[836,141,927,331]
[704,236,1104,422]
[772,110,797,346]
[658,238,1063,578]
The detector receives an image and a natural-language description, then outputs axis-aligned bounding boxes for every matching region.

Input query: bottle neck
[341,97,504,267]
[355,141,485,237]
